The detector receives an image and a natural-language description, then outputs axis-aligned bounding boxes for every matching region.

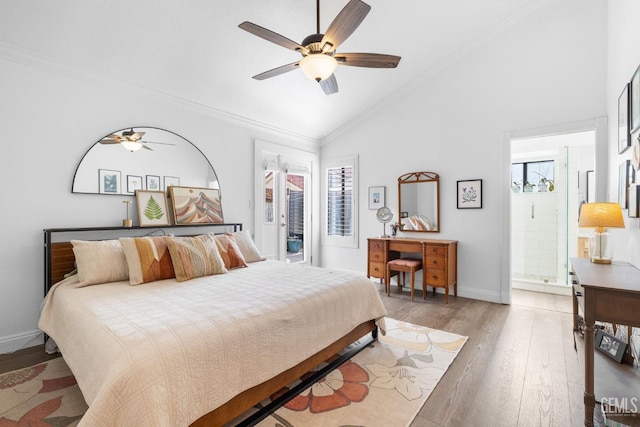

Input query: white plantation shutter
[327,166,353,236]
[325,155,358,248]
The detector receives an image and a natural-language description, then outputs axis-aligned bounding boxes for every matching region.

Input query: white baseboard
[0,330,43,354]
[457,287,502,304]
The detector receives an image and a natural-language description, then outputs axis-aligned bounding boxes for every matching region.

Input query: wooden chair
[386,258,423,302]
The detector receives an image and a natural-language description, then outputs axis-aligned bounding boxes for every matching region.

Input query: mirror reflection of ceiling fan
[238,0,401,95]
[99,129,176,152]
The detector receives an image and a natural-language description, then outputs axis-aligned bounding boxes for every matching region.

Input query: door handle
[281,222,287,227]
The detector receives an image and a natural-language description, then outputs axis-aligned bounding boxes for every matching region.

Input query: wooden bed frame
[44,227,378,426]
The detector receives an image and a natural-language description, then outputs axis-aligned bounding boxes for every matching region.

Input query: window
[511,160,554,192]
[325,155,358,247]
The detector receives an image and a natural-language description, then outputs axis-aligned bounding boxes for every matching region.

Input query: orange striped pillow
[164,234,227,281]
[120,237,175,285]
[213,233,248,269]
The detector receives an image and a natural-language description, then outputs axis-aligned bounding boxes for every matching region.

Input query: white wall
[320,0,607,303]
[0,56,317,353]
[607,0,640,269]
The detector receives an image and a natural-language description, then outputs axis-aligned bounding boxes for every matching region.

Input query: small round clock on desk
[376,206,393,238]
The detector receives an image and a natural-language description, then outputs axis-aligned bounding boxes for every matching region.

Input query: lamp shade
[578,202,625,230]
[299,54,337,82]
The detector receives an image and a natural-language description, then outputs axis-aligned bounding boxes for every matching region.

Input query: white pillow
[71,240,129,287]
[229,230,266,263]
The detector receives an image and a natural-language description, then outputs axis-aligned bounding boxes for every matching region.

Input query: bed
[39,226,387,426]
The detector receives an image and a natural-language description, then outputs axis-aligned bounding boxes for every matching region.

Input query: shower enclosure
[511,131,594,295]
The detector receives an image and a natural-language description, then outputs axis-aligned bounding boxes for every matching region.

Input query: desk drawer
[425,255,445,269]
[425,245,446,257]
[369,240,385,252]
[426,269,447,286]
[369,250,385,262]
[369,262,386,279]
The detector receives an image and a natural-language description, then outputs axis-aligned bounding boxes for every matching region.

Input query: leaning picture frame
[368,186,385,210]
[98,169,121,194]
[135,190,170,227]
[595,329,627,363]
[619,83,631,154]
[457,179,482,209]
[169,186,224,225]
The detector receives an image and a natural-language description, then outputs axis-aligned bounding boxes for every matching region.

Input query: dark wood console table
[570,257,640,426]
[367,237,457,303]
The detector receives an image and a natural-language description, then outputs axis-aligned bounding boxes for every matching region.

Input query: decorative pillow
[213,233,248,269]
[164,234,227,282]
[120,236,175,285]
[71,240,129,288]
[228,230,265,263]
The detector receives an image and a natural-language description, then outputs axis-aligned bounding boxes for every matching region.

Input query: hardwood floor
[381,285,590,427]
[0,287,600,426]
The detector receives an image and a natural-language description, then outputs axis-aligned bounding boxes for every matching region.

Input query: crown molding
[0,41,319,146]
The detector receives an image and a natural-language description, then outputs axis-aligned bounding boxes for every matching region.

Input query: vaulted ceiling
[0,0,547,141]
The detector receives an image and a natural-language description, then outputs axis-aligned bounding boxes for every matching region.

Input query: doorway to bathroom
[510,130,595,295]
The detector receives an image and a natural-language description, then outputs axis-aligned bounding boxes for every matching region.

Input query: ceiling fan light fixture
[299,54,337,82]
[121,140,143,152]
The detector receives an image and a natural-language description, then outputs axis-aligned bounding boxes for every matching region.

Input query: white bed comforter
[38,260,387,426]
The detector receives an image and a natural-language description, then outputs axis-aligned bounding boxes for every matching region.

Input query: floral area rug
[248,317,468,427]
[0,356,87,426]
[0,318,467,427]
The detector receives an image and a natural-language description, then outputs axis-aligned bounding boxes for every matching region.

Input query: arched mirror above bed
[71,127,220,195]
[398,171,440,232]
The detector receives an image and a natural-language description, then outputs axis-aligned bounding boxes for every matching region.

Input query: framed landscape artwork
[169,186,224,225]
[368,186,385,210]
[135,190,170,227]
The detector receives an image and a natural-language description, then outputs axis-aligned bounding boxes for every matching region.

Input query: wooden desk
[368,237,457,303]
[570,257,640,426]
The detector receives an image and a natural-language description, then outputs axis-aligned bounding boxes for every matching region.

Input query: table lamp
[578,202,625,264]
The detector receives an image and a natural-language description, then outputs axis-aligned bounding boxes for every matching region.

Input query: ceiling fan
[100,129,175,152]
[238,0,401,95]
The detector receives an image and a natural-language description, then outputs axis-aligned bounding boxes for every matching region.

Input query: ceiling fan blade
[100,138,122,144]
[142,141,176,146]
[252,62,300,80]
[335,52,401,68]
[130,131,145,141]
[321,0,370,52]
[239,21,309,55]
[319,74,338,95]
[142,144,153,151]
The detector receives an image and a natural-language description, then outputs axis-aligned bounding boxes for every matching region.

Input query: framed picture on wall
[98,169,121,194]
[135,190,170,227]
[619,160,632,209]
[619,83,631,153]
[163,176,180,190]
[629,185,640,218]
[457,179,482,209]
[633,129,640,171]
[632,64,640,132]
[146,175,161,191]
[368,186,385,210]
[126,175,143,194]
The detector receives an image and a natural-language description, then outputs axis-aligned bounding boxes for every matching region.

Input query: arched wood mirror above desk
[398,171,440,232]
